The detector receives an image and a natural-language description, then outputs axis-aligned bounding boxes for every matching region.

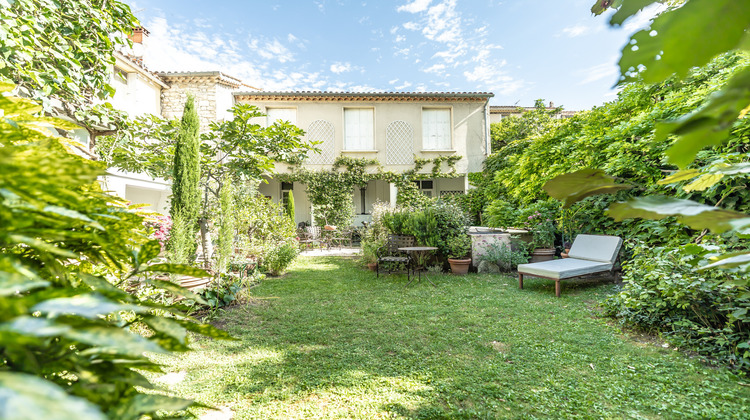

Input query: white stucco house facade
[233,91,493,225]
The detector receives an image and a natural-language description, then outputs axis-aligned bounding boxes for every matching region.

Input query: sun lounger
[517,234,623,297]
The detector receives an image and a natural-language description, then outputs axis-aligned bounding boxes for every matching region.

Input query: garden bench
[376,234,415,281]
[517,234,622,297]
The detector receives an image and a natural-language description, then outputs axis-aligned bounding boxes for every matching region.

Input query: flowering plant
[525,211,555,249]
[144,214,172,250]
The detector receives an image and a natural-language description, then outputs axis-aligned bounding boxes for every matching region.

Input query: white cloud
[395,81,412,89]
[423,63,446,74]
[561,24,590,38]
[388,78,399,84]
[403,21,420,31]
[140,16,326,91]
[330,62,352,74]
[255,39,295,63]
[395,35,406,42]
[578,60,619,85]
[397,0,432,13]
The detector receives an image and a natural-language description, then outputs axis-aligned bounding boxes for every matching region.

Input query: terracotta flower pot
[530,248,555,263]
[367,262,378,271]
[448,258,471,275]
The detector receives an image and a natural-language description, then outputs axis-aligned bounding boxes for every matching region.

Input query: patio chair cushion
[567,234,623,264]
[517,258,612,280]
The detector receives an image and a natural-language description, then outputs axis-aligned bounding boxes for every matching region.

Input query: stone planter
[448,258,471,275]
[469,229,511,267]
[530,248,555,263]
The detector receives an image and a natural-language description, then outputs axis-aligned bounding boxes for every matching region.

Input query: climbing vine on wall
[277,155,463,226]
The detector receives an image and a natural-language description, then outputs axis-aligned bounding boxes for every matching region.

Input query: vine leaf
[543,169,632,208]
[607,196,750,234]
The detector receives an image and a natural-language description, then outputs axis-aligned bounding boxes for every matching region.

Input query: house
[233,90,494,225]
[99,48,172,214]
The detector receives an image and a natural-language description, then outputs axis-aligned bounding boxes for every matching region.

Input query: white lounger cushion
[517,258,612,280]
[567,234,623,264]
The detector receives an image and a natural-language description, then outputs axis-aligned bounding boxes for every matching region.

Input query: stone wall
[160,77,220,132]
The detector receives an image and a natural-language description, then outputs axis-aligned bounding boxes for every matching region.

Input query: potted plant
[447,234,472,275]
[360,230,385,271]
[525,212,556,263]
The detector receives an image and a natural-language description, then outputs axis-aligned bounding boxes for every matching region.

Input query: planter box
[469,229,512,267]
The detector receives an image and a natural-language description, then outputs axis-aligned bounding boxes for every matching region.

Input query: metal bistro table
[398,246,438,287]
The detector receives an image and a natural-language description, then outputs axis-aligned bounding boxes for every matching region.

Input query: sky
[127,0,656,111]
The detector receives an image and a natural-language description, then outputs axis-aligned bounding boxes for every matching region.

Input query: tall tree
[170,94,201,256]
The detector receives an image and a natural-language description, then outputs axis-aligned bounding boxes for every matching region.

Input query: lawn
[153,256,750,419]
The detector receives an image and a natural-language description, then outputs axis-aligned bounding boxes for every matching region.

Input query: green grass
[153,256,750,419]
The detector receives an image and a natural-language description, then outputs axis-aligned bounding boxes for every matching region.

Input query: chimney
[128,27,150,45]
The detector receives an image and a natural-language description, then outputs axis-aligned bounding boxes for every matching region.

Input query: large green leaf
[607,196,749,234]
[145,278,208,305]
[700,251,750,272]
[609,0,658,26]
[543,169,632,208]
[0,372,106,420]
[143,263,209,277]
[656,66,750,168]
[68,327,167,357]
[174,318,237,341]
[0,273,49,296]
[143,316,188,345]
[136,239,163,267]
[32,294,146,319]
[0,316,72,337]
[618,0,750,85]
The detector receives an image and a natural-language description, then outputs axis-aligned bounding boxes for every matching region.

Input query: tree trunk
[199,217,213,269]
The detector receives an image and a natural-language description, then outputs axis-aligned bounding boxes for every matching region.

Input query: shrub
[264,242,299,276]
[235,183,297,262]
[477,241,529,271]
[604,243,750,371]
[0,92,231,417]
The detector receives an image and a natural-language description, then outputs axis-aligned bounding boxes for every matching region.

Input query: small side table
[398,246,438,286]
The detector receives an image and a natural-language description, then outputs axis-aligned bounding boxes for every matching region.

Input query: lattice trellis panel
[306,119,335,165]
[386,120,414,165]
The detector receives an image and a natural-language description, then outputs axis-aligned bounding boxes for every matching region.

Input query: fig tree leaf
[607,196,748,233]
[543,169,632,208]
[619,0,750,85]
[174,319,237,341]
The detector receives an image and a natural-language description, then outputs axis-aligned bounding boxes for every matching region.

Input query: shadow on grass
[169,256,750,419]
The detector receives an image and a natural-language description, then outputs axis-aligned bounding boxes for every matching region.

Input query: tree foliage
[170,95,201,256]
[0,0,137,143]
[0,87,232,418]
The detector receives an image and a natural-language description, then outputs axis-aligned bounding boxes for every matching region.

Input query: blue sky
[128,0,656,110]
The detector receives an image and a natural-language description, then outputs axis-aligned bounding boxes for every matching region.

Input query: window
[266,108,297,126]
[281,182,293,208]
[344,108,374,150]
[422,108,451,150]
[413,180,434,197]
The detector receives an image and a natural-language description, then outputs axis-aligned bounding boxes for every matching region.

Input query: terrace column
[389,183,398,208]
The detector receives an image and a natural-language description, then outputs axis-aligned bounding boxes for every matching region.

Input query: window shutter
[422,109,451,150]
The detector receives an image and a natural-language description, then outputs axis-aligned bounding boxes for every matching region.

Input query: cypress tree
[169,94,201,255]
[286,192,295,223]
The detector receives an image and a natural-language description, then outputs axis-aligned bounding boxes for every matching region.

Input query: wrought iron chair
[376,234,415,281]
[298,226,323,250]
